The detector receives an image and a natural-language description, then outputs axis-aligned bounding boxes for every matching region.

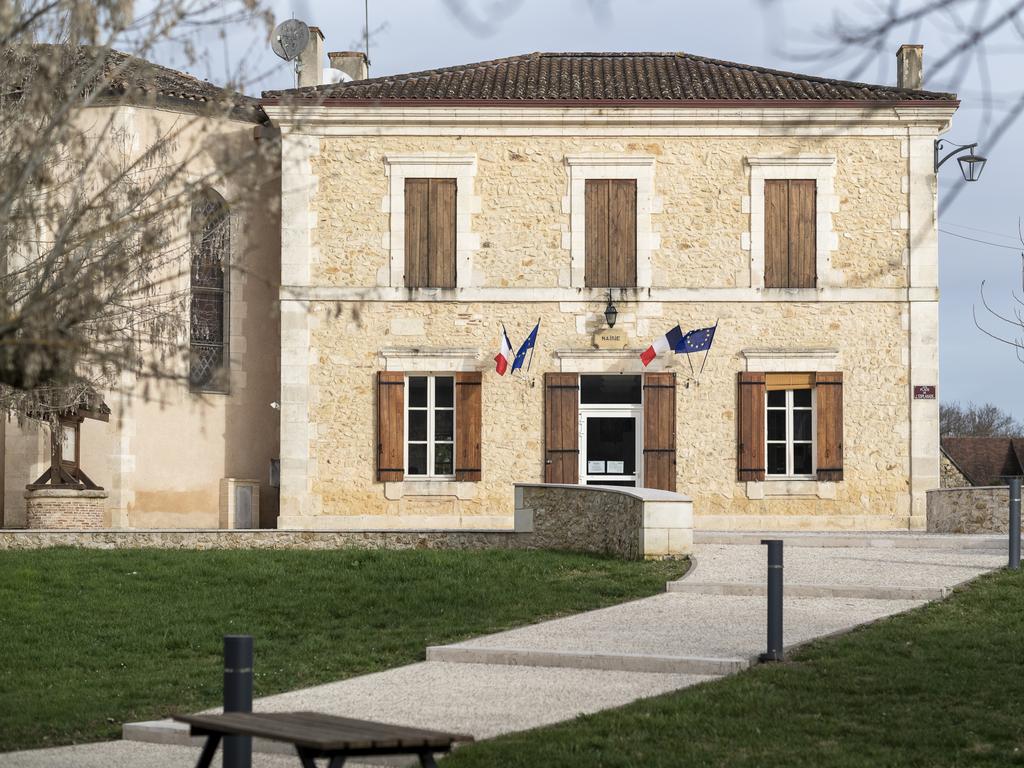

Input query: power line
[944,221,1022,242]
[940,228,1023,251]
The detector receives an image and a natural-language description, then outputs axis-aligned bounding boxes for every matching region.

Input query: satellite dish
[271,19,310,62]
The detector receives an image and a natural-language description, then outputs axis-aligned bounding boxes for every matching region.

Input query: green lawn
[0,547,685,752]
[447,567,1024,768]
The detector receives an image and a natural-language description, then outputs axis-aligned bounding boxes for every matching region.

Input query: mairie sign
[593,330,629,349]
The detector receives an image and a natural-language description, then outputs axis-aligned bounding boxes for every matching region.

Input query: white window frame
[404,374,456,481]
[765,388,816,480]
[744,156,839,290]
[382,155,481,289]
[577,374,644,488]
[563,155,660,289]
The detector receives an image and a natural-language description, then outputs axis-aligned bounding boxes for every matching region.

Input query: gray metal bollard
[223,635,253,768]
[1010,478,1021,571]
[760,540,784,662]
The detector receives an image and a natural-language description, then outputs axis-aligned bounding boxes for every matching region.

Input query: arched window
[189,189,229,391]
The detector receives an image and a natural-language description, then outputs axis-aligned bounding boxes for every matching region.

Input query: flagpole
[526,318,540,374]
[697,319,719,379]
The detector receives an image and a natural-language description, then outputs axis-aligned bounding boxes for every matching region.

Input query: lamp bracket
[934,139,978,172]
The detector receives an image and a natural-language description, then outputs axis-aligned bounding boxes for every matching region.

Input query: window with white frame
[766,388,814,477]
[405,375,455,478]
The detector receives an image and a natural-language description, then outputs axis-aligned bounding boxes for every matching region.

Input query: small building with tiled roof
[940,438,1024,488]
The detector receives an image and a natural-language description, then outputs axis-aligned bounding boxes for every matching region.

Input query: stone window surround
[742,347,840,500]
[382,154,482,290]
[380,347,481,500]
[743,156,840,291]
[563,155,661,289]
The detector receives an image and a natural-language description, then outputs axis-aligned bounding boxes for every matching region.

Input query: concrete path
[0,533,1006,767]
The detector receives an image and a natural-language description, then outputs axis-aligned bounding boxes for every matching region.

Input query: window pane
[435,410,454,441]
[767,390,785,408]
[409,410,428,441]
[793,388,812,408]
[793,442,813,475]
[435,377,454,408]
[793,410,813,442]
[767,410,786,441]
[408,444,428,475]
[434,443,454,476]
[586,417,636,474]
[409,377,428,407]
[580,375,642,405]
[767,444,787,475]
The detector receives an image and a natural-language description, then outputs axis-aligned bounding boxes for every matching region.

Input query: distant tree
[940,401,1024,437]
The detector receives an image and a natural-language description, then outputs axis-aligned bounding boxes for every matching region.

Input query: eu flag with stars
[511,321,540,372]
[675,325,717,354]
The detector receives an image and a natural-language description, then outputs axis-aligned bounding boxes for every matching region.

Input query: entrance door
[578,375,643,487]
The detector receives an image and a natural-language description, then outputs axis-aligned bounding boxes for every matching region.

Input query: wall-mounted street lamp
[935,139,987,182]
[604,291,618,329]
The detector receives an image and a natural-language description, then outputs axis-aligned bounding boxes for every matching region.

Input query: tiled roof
[262,51,957,104]
[940,437,1024,486]
[4,45,264,122]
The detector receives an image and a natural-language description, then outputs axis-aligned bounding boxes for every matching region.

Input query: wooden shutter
[404,179,430,288]
[788,179,816,288]
[584,180,609,288]
[764,180,789,289]
[643,372,676,491]
[404,178,456,289]
[609,179,637,287]
[764,179,817,289]
[455,371,482,481]
[737,372,766,481]
[816,372,844,482]
[428,178,457,289]
[585,179,636,288]
[376,371,405,482]
[544,373,579,484]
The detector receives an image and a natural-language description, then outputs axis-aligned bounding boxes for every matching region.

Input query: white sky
[188,0,1024,419]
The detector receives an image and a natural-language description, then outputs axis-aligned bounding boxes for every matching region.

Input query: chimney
[897,44,923,90]
[328,51,369,81]
[298,26,326,88]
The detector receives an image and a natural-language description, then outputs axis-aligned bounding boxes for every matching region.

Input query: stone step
[695,531,1014,550]
[667,580,949,600]
[424,645,745,676]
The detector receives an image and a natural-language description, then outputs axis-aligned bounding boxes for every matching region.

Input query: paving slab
[696,530,1015,550]
[680,544,1002,596]
[430,592,924,667]
[119,661,713,752]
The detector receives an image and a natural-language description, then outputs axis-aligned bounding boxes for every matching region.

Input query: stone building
[261,43,956,532]
[1,40,962,532]
[0,48,282,530]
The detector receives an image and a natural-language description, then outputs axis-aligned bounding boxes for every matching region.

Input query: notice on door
[607,461,625,474]
[587,461,606,474]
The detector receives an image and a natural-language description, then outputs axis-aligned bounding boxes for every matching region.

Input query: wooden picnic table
[174,711,473,768]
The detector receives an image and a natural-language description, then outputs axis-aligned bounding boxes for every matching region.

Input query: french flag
[640,324,683,367]
[494,326,514,375]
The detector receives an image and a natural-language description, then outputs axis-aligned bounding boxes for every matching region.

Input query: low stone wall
[0,529,518,551]
[927,486,1009,534]
[25,489,108,530]
[1,485,695,559]
[513,483,693,559]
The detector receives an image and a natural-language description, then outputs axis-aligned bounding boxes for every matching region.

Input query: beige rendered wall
[1,103,281,529]
[272,117,948,531]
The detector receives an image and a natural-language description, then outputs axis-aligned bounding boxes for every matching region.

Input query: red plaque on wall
[913,385,936,400]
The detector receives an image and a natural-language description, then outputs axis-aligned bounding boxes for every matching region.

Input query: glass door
[580,411,641,487]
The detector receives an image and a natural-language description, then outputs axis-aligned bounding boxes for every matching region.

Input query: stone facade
[24,489,108,530]
[926,486,1009,533]
[940,450,970,488]
[266,101,953,532]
